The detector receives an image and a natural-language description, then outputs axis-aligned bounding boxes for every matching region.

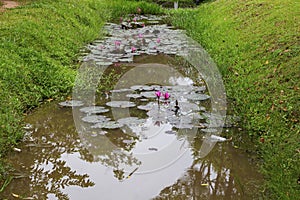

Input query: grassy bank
[0,0,162,186]
[168,0,299,198]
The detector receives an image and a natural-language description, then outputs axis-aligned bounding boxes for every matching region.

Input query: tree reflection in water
[2,87,262,199]
[1,104,96,199]
[154,141,260,200]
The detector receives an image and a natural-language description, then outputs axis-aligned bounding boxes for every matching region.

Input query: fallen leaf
[201,183,209,186]
[12,193,20,198]
[13,148,21,152]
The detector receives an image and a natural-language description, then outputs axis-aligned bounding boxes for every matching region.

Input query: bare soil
[0,0,20,12]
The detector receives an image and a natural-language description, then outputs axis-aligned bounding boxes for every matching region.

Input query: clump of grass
[168,0,299,198]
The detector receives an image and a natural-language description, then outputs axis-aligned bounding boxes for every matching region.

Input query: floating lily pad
[147,108,173,122]
[59,100,84,107]
[80,106,109,114]
[82,115,110,124]
[117,117,146,126]
[91,121,122,129]
[137,102,156,111]
[186,93,210,101]
[118,58,133,63]
[106,101,136,108]
[171,85,194,93]
[140,91,157,98]
[126,93,142,98]
[178,102,200,113]
[130,85,153,91]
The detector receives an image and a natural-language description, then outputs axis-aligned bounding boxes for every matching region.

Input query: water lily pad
[106,101,136,108]
[59,100,84,107]
[91,121,122,129]
[82,115,110,124]
[117,117,146,126]
[80,106,109,114]
[130,85,153,91]
[186,93,210,101]
[137,102,156,111]
[126,93,142,98]
[147,108,173,121]
[118,58,133,62]
[178,102,200,113]
[140,91,157,98]
[171,85,194,93]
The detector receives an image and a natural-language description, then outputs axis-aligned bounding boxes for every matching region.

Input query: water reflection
[1,101,261,199]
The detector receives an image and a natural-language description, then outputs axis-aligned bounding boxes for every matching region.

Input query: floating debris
[13,148,21,152]
[165,130,177,135]
[205,135,232,142]
[148,147,158,151]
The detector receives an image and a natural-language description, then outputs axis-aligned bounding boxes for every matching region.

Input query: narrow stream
[0,15,263,200]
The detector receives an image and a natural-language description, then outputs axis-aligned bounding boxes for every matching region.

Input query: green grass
[168,0,299,199]
[0,0,162,185]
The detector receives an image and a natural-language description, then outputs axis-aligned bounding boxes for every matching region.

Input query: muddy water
[1,100,262,199]
[1,16,263,199]
[1,58,263,200]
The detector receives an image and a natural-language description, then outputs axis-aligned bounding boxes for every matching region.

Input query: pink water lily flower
[155,91,162,98]
[131,46,137,53]
[164,92,170,100]
[133,17,137,22]
[114,40,121,48]
[138,33,143,38]
[156,38,161,43]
